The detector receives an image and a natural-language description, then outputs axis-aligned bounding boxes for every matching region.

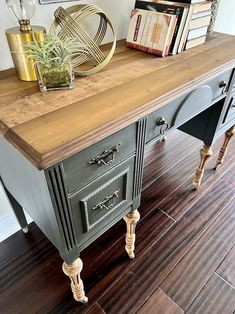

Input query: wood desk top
[1,33,235,170]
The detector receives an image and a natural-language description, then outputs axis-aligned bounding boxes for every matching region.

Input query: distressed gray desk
[0,33,235,302]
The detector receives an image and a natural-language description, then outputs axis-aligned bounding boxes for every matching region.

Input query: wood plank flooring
[0,129,234,314]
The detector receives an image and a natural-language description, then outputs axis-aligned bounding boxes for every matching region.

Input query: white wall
[0,0,136,70]
[0,0,234,70]
[214,0,235,35]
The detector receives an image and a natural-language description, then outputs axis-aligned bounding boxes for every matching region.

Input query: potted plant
[26,26,85,91]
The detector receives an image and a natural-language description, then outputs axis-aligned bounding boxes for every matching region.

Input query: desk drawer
[146,99,181,143]
[146,70,232,143]
[69,157,134,237]
[208,70,232,100]
[63,124,137,193]
[223,92,235,124]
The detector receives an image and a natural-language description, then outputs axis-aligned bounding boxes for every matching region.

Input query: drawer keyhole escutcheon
[156,117,169,134]
[92,190,120,211]
[219,81,228,94]
[88,144,121,166]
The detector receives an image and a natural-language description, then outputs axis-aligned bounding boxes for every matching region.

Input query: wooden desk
[0,33,235,302]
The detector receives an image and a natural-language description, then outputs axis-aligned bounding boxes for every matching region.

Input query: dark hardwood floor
[0,129,234,314]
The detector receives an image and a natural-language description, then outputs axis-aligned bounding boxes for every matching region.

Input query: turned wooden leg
[123,209,140,259]
[0,178,28,233]
[193,145,213,190]
[215,125,235,169]
[62,257,88,303]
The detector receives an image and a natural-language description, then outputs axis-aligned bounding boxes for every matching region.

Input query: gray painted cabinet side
[0,138,63,251]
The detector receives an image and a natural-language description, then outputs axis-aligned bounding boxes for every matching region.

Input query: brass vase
[6,26,45,81]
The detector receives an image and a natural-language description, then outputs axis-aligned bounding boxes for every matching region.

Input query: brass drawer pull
[88,144,121,166]
[219,81,228,94]
[156,117,169,134]
[92,190,119,211]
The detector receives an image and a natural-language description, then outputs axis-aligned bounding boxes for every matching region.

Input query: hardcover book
[193,1,212,14]
[126,9,178,57]
[135,0,190,54]
[189,15,211,29]
[187,25,208,40]
[191,9,211,19]
[185,35,206,49]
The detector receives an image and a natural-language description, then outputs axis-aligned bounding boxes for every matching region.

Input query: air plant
[25,25,86,68]
[25,25,87,90]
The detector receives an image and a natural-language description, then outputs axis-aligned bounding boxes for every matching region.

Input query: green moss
[39,64,72,88]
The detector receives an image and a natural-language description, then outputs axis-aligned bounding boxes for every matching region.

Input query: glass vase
[36,62,74,92]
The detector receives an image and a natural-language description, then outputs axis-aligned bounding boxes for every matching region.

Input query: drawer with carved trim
[69,156,135,242]
[146,70,233,143]
[63,124,137,193]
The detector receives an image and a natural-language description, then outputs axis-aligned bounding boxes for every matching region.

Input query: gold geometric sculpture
[53,4,116,76]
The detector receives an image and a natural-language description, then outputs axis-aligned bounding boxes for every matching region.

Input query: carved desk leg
[62,257,88,303]
[215,125,235,169]
[193,145,213,190]
[123,209,140,259]
[0,179,28,233]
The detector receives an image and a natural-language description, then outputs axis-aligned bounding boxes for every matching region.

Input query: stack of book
[126,0,212,57]
[184,0,212,50]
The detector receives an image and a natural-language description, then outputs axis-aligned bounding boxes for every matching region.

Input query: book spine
[126,9,178,57]
[126,9,147,46]
[172,7,189,55]
[178,4,194,52]
[135,1,186,54]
